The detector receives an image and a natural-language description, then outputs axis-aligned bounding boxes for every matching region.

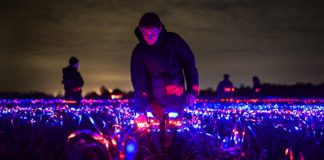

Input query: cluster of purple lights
[0,98,323,159]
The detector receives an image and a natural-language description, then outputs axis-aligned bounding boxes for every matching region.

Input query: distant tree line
[0,92,54,99]
[201,82,324,99]
[234,82,324,98]
[0,82,324,99]
[257,82,324,98]
[83,86,133,99]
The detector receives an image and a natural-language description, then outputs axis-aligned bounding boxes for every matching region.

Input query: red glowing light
[224,87,235,92]
[166,85,184,96]
[119,153,125,159]
[289,148,293,160]
[63,100,77,104]
[111,94,123,99]
[67,133,76,141]
[192,84,200,94]
[111,139,117,146]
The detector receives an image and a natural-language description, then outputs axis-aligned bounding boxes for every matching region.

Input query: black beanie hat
[69,56,79,65]
[139,12,162,27]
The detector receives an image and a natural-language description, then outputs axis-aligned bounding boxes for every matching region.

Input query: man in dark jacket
[252,76,262,97]
[216,74,234,99]
[62,56,84,103]
[131,12,199,122]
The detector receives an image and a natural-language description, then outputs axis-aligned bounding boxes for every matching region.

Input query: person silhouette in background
[62,56,84,104]
[252,76,261,98]
[216,74,234,99]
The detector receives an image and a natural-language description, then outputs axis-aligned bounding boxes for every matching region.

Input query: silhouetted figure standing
[216,74,234,99]
[252,76,261,97]
[62,57,84,104]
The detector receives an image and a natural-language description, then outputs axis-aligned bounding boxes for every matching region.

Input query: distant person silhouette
[216,74,234,99]
[252,76,261,97]
[62,56,84,104]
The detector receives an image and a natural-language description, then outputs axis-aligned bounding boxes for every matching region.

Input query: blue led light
[126,142,136,153]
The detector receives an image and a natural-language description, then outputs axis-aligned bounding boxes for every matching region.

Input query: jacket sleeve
[131,49,149,113]
[62,69,67,84]
[62,68,73,89]
[175,34,200,96]
[76,72,84,87]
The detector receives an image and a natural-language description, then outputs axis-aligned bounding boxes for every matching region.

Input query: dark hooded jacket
[62,66,84,91]
[216,79,234,98]
[131,26,199,112]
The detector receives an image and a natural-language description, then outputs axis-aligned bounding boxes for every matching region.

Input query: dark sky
[1,0,323,95]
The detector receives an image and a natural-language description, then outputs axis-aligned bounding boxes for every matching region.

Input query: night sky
[1,0,323,95]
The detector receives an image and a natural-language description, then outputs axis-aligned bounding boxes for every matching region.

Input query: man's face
[140,27,161,45]
[73,63,79,70]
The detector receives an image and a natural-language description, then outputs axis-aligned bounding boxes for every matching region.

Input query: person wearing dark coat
[216,74,234,99]
[62,56,84,103]
[252,76,261,97]
[131,12,199,122]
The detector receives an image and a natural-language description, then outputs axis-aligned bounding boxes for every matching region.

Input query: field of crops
[0,98,323,159]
